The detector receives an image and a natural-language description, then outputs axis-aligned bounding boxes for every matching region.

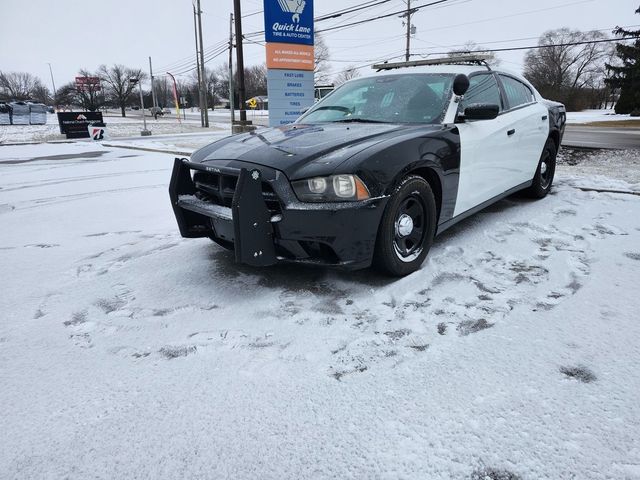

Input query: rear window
[499,75,534,109]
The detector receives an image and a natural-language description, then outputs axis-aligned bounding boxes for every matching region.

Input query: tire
[374,175,437,276]
[208,235,234,251]
[524,138,557,198]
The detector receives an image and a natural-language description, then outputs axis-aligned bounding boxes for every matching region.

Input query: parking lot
[1,141,639,478]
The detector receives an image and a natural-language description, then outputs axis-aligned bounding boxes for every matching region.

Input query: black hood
[190,122,440,180]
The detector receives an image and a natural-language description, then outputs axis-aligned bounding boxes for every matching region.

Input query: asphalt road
[563,125,640,149]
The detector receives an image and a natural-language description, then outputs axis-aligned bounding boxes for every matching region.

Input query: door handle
[542,115,548,121]
[507,129,516,136]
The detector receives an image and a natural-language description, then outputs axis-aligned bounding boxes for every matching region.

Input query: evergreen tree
[606,6,640,114]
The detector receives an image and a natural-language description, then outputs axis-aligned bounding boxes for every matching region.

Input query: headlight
[292,174,371,202]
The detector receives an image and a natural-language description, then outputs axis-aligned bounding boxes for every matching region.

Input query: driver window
[459,74,502,112]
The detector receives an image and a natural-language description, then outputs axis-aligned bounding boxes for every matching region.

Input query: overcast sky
[1,0,637,90]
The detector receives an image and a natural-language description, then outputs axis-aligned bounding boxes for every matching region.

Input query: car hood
[190,122,439,179]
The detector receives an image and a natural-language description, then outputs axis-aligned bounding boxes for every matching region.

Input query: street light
[46,62,57,109]
[129,76,151,136]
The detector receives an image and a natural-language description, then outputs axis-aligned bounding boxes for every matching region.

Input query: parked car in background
[314,84,335,102]
[169,56,566,276]
[150,106,164,119]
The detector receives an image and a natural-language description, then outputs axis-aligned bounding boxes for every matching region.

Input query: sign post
[264,0,314,127]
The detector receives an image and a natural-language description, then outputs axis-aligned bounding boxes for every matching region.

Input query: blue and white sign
[267,69,314,127]
[264,0,314,45]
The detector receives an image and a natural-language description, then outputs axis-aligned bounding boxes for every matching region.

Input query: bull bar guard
[169,158,278,267]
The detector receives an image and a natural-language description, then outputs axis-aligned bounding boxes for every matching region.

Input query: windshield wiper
[332,118,388,123]
[312,105,352,114]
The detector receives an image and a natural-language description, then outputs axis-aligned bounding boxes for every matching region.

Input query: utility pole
[193,3,204,126]
[148,56,157,111]
[233,0,247,125]
[402,0,416,62]
[46,62,56,107]
[196,0,209,127]
[229,13,235,128]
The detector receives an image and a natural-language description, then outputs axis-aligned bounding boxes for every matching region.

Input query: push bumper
[168,158,388,269]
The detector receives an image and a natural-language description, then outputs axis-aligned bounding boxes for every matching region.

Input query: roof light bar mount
[372,54,492,72]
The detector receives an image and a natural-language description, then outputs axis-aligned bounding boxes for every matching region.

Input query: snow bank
[565,109,631,124]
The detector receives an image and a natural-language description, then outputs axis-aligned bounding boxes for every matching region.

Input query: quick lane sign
[264,0,314,127]
[267,70,314,127]
[264,0,313,45]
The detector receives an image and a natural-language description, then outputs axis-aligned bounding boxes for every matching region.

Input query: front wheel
[374,176,437,276]
[524,138,557,198]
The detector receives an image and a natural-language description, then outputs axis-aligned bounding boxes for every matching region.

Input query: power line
[157,1,396,73]
[418,0,598,34]
[170,45,228,76]
[240,0,393,22]
[316,0,454,34]
[316,0,393,21]
[157,40,228,72]
[415,36,639,57]
[409,25,640,53]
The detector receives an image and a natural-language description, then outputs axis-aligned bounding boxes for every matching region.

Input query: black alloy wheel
[525,138,557,198]
[393,195,427,260]
[374,175,437,276]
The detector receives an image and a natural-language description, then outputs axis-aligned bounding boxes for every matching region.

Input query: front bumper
[169,158,388,269]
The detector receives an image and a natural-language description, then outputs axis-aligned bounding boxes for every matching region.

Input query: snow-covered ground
[1,142,640,479]
[566,109,632,124]
[0,112,230,145]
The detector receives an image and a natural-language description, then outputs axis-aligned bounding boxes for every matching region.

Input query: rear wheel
[374,176,437,276]
[524,138,556,198]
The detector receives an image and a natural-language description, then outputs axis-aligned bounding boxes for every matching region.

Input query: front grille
[192,170,282,215]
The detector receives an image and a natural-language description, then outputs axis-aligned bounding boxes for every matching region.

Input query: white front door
[454,114,520,216]
[453,73,521,217]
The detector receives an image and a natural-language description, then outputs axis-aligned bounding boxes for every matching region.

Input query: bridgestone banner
[57,112,105,139]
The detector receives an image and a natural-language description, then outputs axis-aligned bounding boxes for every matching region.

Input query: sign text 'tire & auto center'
[264,0,314,127]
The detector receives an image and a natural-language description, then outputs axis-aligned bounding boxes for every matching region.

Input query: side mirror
[452,74,470,96]
[463,103,499,121]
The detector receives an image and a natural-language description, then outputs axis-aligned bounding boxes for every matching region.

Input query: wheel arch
[548,129,560,152]
[405,167,443,223]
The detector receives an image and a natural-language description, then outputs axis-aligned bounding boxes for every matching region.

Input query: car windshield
[298,73,454,125]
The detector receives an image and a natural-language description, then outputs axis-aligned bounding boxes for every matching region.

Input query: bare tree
[55,82,78,110]
[314,34,331,84]
[31,83,51,104]
[98,64,145,116]
[244,64,267,99]
[212,63,231,101]
[524,28,612,110]
[0,71,46,101]
[196,67,228,109]
[154,77,172,109]
[447,41,501,67]
[333,66,361,85]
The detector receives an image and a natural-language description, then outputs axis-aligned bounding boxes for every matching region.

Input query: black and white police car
[169,55,566,276]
